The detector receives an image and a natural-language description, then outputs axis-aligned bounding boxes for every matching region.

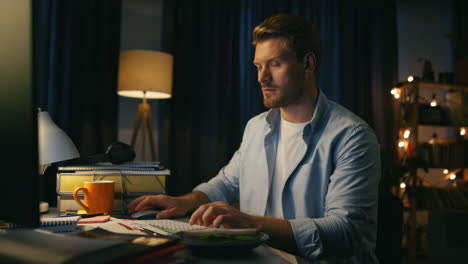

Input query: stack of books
[56,162,170,215]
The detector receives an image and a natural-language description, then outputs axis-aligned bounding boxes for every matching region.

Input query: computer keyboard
[144,219,206,233]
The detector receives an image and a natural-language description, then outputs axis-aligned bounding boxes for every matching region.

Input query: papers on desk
[85,219,206,236]
[127,219,207,235]
[90,219,257,240]
[80,219,146,235]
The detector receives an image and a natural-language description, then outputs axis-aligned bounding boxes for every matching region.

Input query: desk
[129,245,294,264]
[39,209,299,264]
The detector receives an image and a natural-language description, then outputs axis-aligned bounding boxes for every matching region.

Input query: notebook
[40,216,81,233]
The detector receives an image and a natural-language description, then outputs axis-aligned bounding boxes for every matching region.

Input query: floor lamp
[118,50,173,161]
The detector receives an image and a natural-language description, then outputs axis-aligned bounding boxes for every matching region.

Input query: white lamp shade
[38,111,80,165]
[118,50,173,99]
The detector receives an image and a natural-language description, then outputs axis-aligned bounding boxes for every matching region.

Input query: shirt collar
[265,89,329,133]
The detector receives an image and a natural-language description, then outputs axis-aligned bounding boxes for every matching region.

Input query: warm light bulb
[449,174,456,180]
[398,140,405,148]
[430,94,437,107]
[403,129,410,139]
[394,93,401,99]
[400,182,406,189]
[443,169,449,174]
[460,128,466,136]
[390,88,398,95]
[407,76,414,82]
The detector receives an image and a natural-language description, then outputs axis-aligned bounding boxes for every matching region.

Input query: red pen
[118,222,135,231]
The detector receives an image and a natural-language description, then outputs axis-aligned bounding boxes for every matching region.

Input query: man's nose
[258,68,272,85]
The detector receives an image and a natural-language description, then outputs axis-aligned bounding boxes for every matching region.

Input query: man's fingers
[190,204,227,226]
[134,197,155,212]
[189,205,208,225]
[189,206,203,225]
[212,214,227,228]
[201,206,219,226]
[127,196,146,211]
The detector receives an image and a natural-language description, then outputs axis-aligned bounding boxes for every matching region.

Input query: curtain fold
[164,0,397,195]
[33,0,122,157]
[164,0,243,195]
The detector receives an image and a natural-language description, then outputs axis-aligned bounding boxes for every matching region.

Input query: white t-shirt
[266,116,309,218]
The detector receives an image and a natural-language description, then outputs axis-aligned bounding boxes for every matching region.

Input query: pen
[138,227,160,236]
[118,222,135,231]
[56,213,105,218]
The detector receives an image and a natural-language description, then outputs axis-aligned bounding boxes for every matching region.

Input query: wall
[119,0,168,165]
[397,0,454,82]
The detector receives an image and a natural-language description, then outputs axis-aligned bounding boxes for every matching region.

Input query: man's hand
[127,191,210,219]
[189,201,298,254]
[189,201,257,228]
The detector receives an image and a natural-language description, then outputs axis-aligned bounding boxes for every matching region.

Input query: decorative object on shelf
[419,58,435,82]
[444,89,465,125]
[118,50,173,161]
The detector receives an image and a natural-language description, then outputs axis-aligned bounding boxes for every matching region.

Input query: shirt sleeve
[290,125,381,259]
[193,149,241,204]
[192,119,255,204]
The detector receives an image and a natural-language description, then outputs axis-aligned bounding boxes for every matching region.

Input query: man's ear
[303,52,317,74]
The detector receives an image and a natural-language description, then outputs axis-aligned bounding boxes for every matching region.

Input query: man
[128,14,380,263]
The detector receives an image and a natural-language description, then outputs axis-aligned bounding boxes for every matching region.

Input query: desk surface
[139,244,293,264]
[176,245,292,264]
[39,209,297,264]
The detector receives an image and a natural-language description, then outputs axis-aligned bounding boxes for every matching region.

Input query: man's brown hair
[252,14,322,72]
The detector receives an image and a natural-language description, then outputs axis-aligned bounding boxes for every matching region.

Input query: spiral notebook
[40,216,81,233]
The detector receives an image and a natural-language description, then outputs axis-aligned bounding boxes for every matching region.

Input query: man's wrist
[182,191,210,212]
[246,214,262,229]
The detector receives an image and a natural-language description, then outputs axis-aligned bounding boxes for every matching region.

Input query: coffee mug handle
[73,187,90,213]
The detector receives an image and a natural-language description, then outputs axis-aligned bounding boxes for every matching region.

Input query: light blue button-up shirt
[194,91,381,263]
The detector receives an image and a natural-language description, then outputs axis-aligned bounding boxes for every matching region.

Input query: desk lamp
[38,110,80,212]
[118,50,173,161]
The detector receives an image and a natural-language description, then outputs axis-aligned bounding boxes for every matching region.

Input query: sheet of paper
[80,220,145,235]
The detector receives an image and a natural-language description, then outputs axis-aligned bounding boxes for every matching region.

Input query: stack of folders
[56,162,170,215]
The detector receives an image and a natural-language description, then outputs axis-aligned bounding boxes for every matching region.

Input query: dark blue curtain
[163,0,398,195]
[33,0,122,157]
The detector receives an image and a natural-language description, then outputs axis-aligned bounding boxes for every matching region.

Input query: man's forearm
[181,191,211,212]
[248,215,298,254]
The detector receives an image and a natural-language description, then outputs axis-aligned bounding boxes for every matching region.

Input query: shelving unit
[392,80,468,262]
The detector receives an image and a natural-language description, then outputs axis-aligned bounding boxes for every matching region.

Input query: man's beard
[262,84,303,109]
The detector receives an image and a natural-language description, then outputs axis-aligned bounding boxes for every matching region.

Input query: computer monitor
[0,0,39,227]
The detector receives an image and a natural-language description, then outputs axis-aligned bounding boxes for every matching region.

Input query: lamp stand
[131,97,156,161]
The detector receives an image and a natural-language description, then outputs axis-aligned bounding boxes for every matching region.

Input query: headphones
[86,141,136,164]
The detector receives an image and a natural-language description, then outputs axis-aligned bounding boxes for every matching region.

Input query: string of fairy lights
[391,75,466,189]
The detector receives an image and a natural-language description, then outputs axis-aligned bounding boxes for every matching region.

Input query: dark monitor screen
[0,0,39,227]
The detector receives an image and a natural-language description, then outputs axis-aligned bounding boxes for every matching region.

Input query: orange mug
[73,181,115,215]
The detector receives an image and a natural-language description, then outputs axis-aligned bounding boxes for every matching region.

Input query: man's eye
[270,61,280,67]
